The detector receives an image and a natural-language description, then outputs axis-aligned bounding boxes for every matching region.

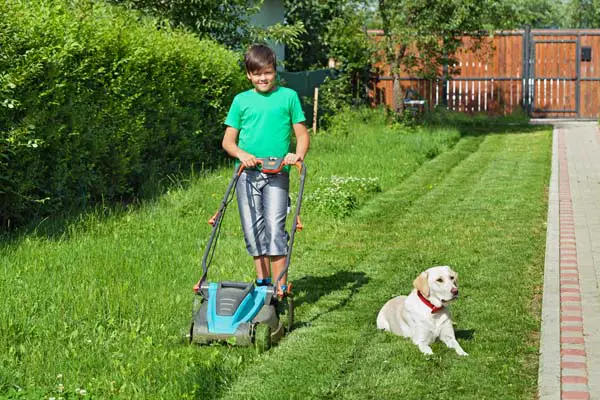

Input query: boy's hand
[284,153,303,165]
[238,152,258,168]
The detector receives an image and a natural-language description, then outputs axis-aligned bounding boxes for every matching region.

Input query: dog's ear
[413,271,430,297]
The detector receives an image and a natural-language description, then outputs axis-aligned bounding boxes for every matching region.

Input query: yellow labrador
[376,266,468,356]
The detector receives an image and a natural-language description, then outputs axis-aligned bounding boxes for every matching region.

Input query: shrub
[0,0,246,228]
[305,175,381,217]
[321,105,388,136]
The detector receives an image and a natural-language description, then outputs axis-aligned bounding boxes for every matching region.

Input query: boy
[222,44,310,296]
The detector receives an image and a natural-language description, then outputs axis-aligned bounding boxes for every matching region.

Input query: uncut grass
[0,110,467,398]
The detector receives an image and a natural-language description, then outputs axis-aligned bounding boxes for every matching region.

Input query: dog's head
[413,266,459,304]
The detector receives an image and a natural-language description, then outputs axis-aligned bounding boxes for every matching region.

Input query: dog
[376,266,468,356]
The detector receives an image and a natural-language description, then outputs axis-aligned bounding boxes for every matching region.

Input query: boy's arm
[222,126,258,167]
[285,122,310,164]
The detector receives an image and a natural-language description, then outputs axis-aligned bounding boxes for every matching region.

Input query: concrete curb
[538,126,561,400]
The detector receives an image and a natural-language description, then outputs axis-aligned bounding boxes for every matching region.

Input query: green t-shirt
[224,86,306,160]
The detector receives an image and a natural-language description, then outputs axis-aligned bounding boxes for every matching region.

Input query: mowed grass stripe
[219,131,550,400]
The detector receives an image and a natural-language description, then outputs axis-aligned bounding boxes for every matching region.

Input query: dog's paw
[418,344,434,355]
[455,348,469,356]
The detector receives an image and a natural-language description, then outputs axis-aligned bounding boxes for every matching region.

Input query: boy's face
[247,65,276,93]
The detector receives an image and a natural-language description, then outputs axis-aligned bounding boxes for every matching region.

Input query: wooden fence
[371,29,600,119]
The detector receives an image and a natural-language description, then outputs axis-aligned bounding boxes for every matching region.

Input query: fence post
[576,32,581,117]
[442,63,448,108]
[522,25,531,114]
[312,87,319,134]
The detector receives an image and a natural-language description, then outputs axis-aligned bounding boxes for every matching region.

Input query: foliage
[108,0,306,51]
[305,175,381,217]
[512,0,564,28]
[318,7,374,119]
[108,0,261,48]
[318,105,388,136]
[253,22,307,53]
[283,0,372,74]
[283,1,374,125]
[0,0,246,229]
[366,0,566,30]
[372,0,572,113]
[563,0,600,28]
[283,0,346,71]
[316,76,367,129]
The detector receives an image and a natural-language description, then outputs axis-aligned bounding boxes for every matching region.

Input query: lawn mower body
[190,282,284,346]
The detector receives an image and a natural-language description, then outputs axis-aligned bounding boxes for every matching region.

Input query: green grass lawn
[0,109,552,399]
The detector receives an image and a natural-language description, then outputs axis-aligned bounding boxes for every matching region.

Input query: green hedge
[0,0,246,228]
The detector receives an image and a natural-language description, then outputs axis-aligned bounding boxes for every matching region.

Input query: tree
[281,0,374,122]
[283,0,347,71]
[108,0,305,51]
[108,0,259,47]
[318,4,374,115]
[378,0,479,112]
[485,0,564,29]
[564,0,600,28]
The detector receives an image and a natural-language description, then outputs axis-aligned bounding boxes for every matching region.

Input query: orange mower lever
[208,211,220,226]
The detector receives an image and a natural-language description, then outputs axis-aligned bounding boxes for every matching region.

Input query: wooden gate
[371,29,600,119]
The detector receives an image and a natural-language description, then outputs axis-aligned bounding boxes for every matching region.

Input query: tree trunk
[379,0,405,114]
[393,44,407,114]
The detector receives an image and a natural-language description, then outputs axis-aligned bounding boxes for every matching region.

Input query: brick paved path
[538,121,600,400]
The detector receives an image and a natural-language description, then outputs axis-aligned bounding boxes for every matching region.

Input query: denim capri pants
[236,169,290,257]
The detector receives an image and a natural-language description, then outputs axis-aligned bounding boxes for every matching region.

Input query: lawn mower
[188,157,306,352]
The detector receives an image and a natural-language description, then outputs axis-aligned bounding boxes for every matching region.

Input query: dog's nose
[451,287,459,296]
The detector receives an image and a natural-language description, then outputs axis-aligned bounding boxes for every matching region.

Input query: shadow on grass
[424,113,552,137]
[455,122,550,137]
[455,329,475,340]
[0,162,228,245]
[292,270,369,327]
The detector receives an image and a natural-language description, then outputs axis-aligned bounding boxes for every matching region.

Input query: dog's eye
[450,276,455,280]
[436,278,443,283]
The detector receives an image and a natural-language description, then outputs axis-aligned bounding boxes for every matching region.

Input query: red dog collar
[417,291,444,313]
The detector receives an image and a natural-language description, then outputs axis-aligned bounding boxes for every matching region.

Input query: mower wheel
[183,325,193,344]
[254,323,271,353]
[286,296,294,332]
[277,296,295,333]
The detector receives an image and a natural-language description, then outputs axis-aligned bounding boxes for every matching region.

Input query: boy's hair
[245,44,276,73]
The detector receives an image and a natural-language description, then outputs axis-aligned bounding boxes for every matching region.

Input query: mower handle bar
[237,157,304,176]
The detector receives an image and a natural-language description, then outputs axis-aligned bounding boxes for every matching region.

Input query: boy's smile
[247,66,276,93]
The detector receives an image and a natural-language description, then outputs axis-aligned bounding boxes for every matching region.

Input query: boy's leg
[270,255,287,294]
[236,170,269,275]
[253,255,270,280]
[262,173,290,294]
